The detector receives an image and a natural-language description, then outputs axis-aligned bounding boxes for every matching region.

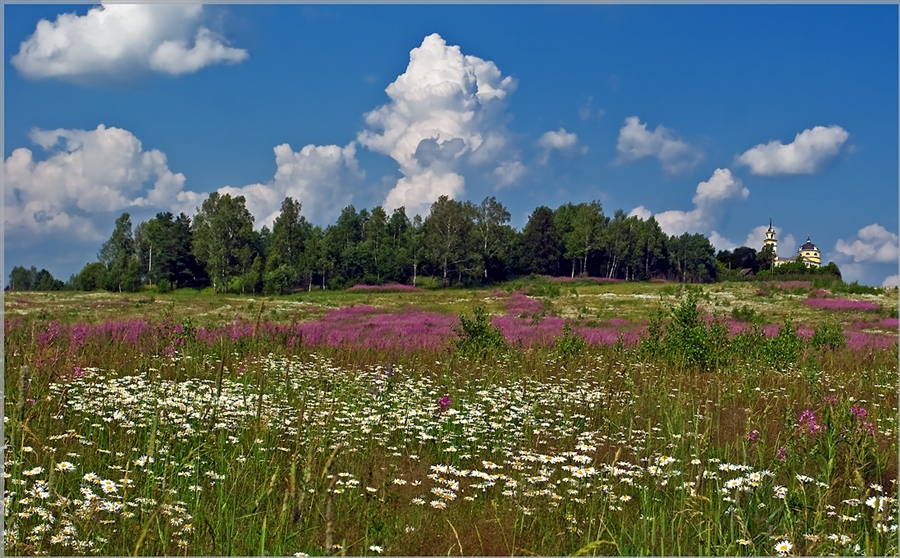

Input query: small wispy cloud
[537,128,587,164]
[615,116,702,175]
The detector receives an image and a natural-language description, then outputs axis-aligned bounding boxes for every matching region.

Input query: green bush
[453,306,508,358]
[639,291,727,371]
[731,305,763,324]
[553,323,587,359]
[763,318,804,368]
[833,280,882,296]
[809,322,847,351]
[525,276,561,298]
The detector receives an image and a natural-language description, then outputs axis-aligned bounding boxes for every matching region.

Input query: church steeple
[763,218,777,256]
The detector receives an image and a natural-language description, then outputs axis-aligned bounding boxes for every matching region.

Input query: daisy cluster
[4,352,897,555]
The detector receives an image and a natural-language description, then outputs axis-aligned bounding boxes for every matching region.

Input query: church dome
[800,236,818,252]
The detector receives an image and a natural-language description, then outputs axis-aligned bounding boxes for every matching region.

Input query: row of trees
[10,193,728,294]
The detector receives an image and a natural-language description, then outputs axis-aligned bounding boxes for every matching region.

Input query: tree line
[10,193,749,294]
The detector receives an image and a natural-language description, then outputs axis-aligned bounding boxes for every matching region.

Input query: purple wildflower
[803,298,880,312]
[438,395,451,412]
[748,430,760,442]
[777,447,787,462]
[798,409,824,435]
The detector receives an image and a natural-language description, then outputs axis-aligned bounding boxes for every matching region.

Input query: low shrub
[453,306,508,358]
[731,305,763,324]
[553,323,587,359]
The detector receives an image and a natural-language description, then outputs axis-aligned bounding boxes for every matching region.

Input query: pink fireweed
[850,406,876,436]
[803,297,880,311]
[576,327,642,347]
[505,292,544,316]
[492,315,565,347]
[845,331,897,351]
[777,446,787,462]
[797,409,824,435]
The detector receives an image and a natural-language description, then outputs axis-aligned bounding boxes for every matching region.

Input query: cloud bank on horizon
[3,125,201,247]
[3,5,897,286]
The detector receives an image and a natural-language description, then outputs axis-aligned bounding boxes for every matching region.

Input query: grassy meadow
[3,277,899,556]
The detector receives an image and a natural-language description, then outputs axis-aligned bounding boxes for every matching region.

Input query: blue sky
[4,4,898,286]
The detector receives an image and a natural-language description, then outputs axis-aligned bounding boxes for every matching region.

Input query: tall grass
[3,288,897,556]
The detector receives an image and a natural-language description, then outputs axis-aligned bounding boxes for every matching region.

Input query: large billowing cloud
[630,168,747,238]
[11,4,247,81]
[735,125,849,175]
[615,116,702,174]
[358,33,521,216]
[219,142,364,228]
[2,124,203,246]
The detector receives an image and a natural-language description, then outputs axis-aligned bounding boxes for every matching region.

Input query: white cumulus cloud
[834,223,898,263]
[638,168,747,237]
[628,206,652,221]
[615,116,702,174]
[735,125,849,175]
[882,274,900,288]
[653,207,705,237]
[357,33,521,216]
[11,3,247,81]
[492,160,527,188]
[149,27,248,76]
[708,231,737,252]
[382,170,466,216]
[2,124,201,246]
[219,142,364,229]
[537,128,587,164]
[693,168,749,206]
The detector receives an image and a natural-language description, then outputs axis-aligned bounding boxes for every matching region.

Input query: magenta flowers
[438,395,451,412]
[803,297,880,312]
[798,409,824,435]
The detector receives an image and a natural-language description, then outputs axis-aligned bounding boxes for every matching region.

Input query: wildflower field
[4,279,899,555]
